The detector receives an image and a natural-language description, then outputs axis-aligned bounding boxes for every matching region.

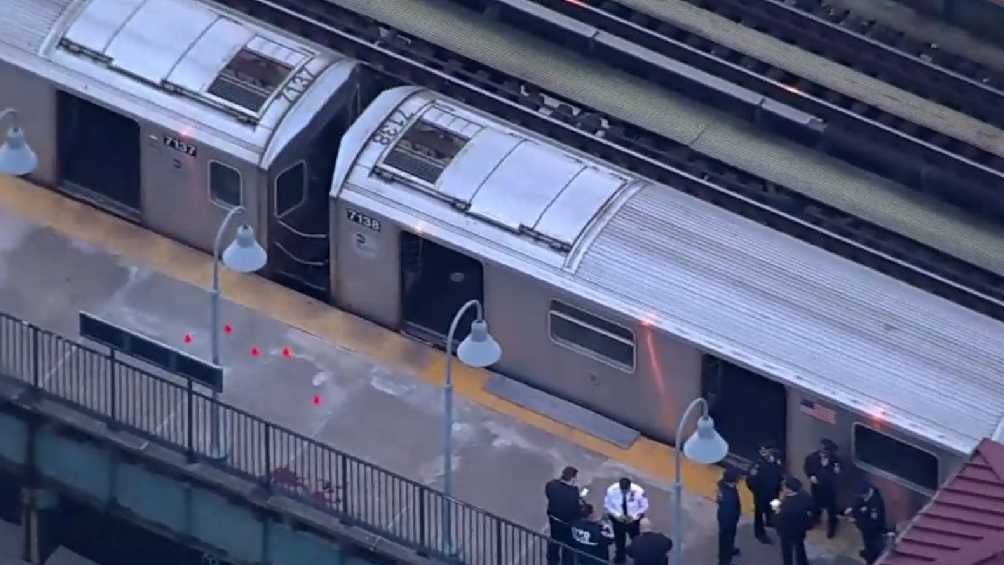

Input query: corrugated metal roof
[880,439,1004,565]
[0,0,75,54]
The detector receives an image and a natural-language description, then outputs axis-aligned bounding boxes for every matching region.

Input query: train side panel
[485,263,702,442]
[331,199,401,329]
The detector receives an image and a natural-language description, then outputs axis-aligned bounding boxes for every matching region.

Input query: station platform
[0,177,867,564]
[326,0,1004,280]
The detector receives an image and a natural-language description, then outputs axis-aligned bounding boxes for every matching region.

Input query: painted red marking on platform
[223,324,233,335]
[282,346,293,359]
[250,346,261,358]
[183,333,193,344]
[312,395,321,406]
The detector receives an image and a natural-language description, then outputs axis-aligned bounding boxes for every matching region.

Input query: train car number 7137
[346,208,382,232]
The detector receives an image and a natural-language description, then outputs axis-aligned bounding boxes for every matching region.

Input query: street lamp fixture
[209,206,267,459]
[442,299,501,556]
[671,397,728,565]
[0,109,38,177]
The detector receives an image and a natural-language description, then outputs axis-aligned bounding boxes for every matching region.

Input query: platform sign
[79,311,223,392]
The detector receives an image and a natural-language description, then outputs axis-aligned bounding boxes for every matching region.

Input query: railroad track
[759,0,1004,126]
[211,0,1004,322]
[452,0,1004,221]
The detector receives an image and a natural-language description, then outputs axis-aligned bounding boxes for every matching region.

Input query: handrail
[0,311,595,565]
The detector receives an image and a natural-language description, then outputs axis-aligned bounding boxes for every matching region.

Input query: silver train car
[5,0,1004,530]
[0,0,377,294]
[329,85,1004,526]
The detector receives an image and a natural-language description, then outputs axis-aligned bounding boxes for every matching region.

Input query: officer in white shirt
[604,477,650,563]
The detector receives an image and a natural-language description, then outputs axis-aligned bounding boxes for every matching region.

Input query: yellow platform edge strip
[0,177,753,510]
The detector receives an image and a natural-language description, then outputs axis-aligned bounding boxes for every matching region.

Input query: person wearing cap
[776,477,815,565]
[604,477,649,563]
[803,438,843,538]
[626,518,673,565]
[570,503,615,565]
[546,466,585,565]
[715,468,742,565]
[746,443,784,544]
[844,483,888,564]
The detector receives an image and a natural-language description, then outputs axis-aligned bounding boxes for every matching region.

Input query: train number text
[163,134,197,157]
[346,208,382,232]
[370,109,411,145]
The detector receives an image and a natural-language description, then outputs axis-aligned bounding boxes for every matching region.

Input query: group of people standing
[716,439,888,565]
[546,467,671,565]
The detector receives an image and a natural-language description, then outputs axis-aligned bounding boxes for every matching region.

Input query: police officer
[845,483,888,564]
[803,438,842,538]
[570,504,614,565]
[775,477,815,565]
[604,477,649,564]
[546,466,585,565]
[746,443,784,544]
[626,519,673,565]
[716,468,742,565]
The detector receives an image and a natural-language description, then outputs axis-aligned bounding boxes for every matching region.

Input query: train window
[548,301,635,372]
[852,424,939,492]
[208,48,294,113]
[275,161,307,216]
[209,161,242,208]
[382,121,468,184]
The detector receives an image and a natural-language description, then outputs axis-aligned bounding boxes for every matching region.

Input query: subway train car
[5,0,1004,530]
[0,0,377,295]
[329,85,1004,526]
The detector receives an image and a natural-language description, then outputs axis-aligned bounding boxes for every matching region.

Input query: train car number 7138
[346,208,382,232]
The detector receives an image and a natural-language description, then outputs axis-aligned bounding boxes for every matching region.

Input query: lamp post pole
[209,205,246,459]
[442,298,483,556]
[672,397,712,565]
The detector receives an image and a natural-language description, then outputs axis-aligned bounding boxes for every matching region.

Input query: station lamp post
[442,299,502,556]
[671,397,729,565]
[208,205,268,459]
[0,109,38,176]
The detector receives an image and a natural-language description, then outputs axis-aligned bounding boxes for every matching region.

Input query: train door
[702,355,787,466]
[56,91,142,218]
[400,231,484,348]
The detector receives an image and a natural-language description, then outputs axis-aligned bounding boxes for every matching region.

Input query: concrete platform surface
[0,177,865,564]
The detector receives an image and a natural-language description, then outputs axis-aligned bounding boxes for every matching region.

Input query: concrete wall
[0,392,437,565]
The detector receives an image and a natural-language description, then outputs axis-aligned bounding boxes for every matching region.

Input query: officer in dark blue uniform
[845,483,888,564]
[546,466,585,565]
[776,477,815,565]
[803,438,843,538]
[570,504,614,565]
[716,468,742,565]
[747,443,784,544]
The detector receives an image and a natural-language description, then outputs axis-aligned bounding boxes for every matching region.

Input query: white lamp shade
[456,320,502,368]
[222,224,267,273]
[0,127,38,176]
[682,415,729,464]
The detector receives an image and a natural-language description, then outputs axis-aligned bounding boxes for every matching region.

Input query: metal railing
[0,312,591,565]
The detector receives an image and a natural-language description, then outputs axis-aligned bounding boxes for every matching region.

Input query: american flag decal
[800,399,837,425]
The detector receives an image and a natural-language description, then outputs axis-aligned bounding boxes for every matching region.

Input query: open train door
[399,231,484,348]
[702,355,788,467]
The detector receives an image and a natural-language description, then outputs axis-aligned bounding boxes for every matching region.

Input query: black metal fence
[0,312,592,565]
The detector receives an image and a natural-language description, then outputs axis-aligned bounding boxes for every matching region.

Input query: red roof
[880,439,1004,565]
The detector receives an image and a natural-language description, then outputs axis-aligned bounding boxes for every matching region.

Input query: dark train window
[853,424,939,492]
[549,301,635,371]
[209,162,242,207]
[208,48,294,112]
[382,121,468,184]
[275,161,306,216]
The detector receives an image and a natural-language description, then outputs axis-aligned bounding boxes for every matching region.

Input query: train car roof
[334,87,1004,457]
[0,0,356,165]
